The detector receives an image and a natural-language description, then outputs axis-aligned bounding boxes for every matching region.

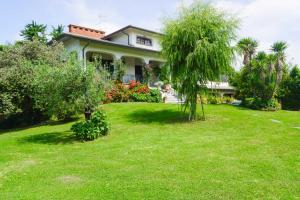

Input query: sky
[1,0,300,68]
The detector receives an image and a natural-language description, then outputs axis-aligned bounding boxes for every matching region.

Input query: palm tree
[271,41,288,87]
[237,37,258,66]
[20,21,47,42]
[50,25,65,41]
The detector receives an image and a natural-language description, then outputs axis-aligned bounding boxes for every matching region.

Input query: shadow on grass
[126,109,190,124]
[0,117,80,136]
[18,131,79,145]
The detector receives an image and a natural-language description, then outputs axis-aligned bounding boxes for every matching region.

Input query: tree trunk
[199,94,205,121]
[188,94,197,121]
[274,59,284,95]
[84,107,92,121]
[243,54,250,66]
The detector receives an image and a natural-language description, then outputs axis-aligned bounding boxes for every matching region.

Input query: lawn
[0,103,299,199]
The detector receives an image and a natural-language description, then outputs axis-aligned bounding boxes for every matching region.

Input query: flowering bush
[105,80,162,103]
[128,80,150,94]
[105,81,129,103]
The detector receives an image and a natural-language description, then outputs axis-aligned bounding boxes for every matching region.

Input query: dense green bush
[242,98,281,111]
[71,110,109,141]
[280,66,300,110]
[223,96,235,104]
[130,89,162,103]
[207,96,222,105]
[0,40,67,127]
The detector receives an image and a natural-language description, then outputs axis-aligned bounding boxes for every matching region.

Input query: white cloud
[215,0,300,66]
[173,0,300,67]
[59,0,122,33]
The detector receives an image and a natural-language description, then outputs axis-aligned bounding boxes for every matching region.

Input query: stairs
[162,90,184,104]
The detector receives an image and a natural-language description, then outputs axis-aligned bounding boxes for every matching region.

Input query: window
[136,36,152,46]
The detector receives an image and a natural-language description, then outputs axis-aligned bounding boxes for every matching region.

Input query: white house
[60,24,235,98]
[59,24,164,83]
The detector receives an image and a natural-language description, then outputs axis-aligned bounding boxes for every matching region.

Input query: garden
[0,1,300,199]
[0,103,299,199]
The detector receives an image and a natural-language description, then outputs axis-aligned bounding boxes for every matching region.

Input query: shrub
[207,96,222,104]
[242,97,281,111]
[71,110,109,141]
[223,96,234,104]
[280,66,300,110]
[0,40,67,128]
[148,89,162,103]
[106,82,129,103]
[106,81,162,103]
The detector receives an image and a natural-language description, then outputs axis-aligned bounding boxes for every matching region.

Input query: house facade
[60,24,235,98]
[60,24,164,83]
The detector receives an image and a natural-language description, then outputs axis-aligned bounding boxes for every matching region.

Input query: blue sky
[1,0,300,66]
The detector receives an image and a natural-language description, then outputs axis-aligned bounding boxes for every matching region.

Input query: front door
[135,65,143,82]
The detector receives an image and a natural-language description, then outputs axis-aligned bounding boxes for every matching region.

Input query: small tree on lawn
[161,1,238,121]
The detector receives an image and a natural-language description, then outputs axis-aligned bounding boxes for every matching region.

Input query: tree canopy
[161,1,238,120]
[20,21,47,42]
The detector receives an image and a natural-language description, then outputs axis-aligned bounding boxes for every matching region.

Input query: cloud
[215,0,300,66]
[59,0,122,33]
[173,0,300,67]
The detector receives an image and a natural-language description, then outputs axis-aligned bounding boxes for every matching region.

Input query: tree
[113,59,126,82]
[82,64,111,120]
[237,37,258,66]
[20,21,47,42]
[161,1,238,121]
[280,66,300,110]
[271,41,288,90]
[0,40,66,127]
[50,25,64,41]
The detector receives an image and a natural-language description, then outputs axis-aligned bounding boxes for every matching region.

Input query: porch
[85,51,164,84]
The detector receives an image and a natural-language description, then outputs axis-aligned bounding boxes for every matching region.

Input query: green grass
[0,103,299,199]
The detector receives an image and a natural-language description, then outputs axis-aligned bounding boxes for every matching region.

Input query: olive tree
[161,1,238,120]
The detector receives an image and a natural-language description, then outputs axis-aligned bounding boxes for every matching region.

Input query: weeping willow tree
[161,1,238,121]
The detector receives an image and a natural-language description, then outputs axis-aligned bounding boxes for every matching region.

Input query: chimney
[68,24,105,39]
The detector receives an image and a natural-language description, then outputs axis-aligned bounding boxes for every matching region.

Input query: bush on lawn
[242,97,281,111]
[105,80,162,103]
[71,110,109,141]
[207,96,222,105]
[279,66,300,110]
[0,40,67,128]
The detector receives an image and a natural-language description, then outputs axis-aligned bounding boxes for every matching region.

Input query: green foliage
[106,81,162,103]
[130,89,162,103]
[161,1,238,120]
[280,66,300,110]
[20,21,47,43]
[159,64,171,84]
[113,59,126,82]
[0,44,5,51]
[32,56,85,120]
[237,37,258,65]
[0,40,67,127]
[207,96,222,105]
[71,110,109,141]
[233,39,288,111]
[242,98,281,111]
[271,41,288,88]
[82,64,111,120]
[50,25,64,41]
[106,82,130,103]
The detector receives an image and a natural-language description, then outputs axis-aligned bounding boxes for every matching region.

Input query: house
[59,24,235,99]
[59,24,164,83]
